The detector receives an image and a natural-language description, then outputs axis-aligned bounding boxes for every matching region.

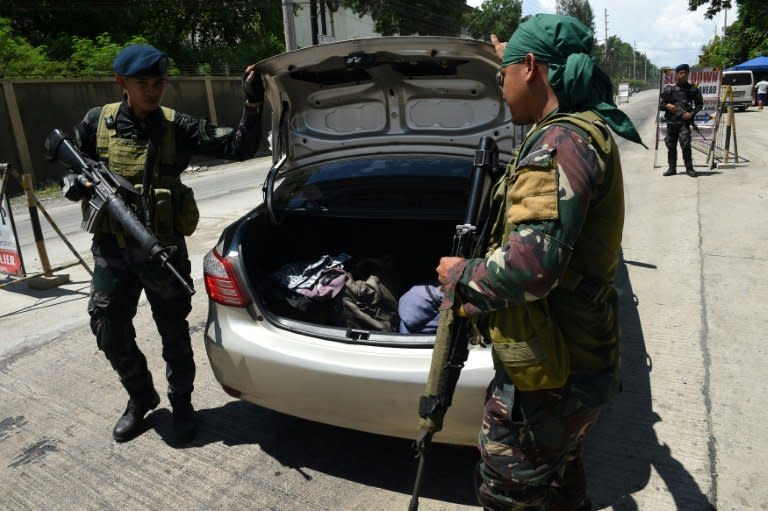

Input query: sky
[466,0,734,70]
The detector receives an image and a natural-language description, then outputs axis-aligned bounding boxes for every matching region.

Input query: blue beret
[113,44,169,77]
[675,63,690,73]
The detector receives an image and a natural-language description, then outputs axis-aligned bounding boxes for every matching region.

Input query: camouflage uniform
[477,369,602,510]
[442,111,624,510]
[659,81,703,174]
[74,100,261,406]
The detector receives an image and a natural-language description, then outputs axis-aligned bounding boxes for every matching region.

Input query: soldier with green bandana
[435,14,645,510]
[61,44,263,445]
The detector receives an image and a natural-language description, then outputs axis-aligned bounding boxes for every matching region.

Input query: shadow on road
[0,280,90,319]
[147,402,479,506]
[140,251,718,509]
[584,251,716,510]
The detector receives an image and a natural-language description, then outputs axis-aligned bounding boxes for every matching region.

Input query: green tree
[462,0,522,42]
[698,35,728,68]
[0,0,286,75]
[66,33,183,78]
[688,0,733,19]
[340,0,465,36]
[689,0,767,65]
[594,33,658,90]
[555,0,595,34]
[0,16,62,77]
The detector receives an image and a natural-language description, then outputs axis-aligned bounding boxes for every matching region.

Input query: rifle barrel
[409,136,499,510]
[408,451,427,511]
[45,129,195,296]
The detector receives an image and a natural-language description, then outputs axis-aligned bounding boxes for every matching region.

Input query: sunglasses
[496,59,548,89]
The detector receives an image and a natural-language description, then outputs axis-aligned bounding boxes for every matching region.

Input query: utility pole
[633,41,636,81]
[327,0,340,39]
[282,0,297,51]
[319,0,327,39]
[310,0,319,45]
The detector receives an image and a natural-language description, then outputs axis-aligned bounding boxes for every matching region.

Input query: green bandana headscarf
[503,13,645,146]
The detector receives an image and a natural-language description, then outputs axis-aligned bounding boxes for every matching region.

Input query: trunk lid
[254,36,515,172]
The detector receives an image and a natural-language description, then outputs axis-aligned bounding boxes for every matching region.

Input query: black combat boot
[169,393,197,445]
[663,167,676,176]
[112,389,160,442]
[683,148,696,177]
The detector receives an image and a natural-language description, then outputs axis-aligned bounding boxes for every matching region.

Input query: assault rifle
[679,101,705,139]
[408,136,499,511]
[44,129,195,296]
[663,88,705,138]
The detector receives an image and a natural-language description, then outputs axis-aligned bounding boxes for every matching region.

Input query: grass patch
[34,179,62,200]
[5,178,62,206]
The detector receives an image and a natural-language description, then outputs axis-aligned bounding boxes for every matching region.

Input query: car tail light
[203,249,249,307]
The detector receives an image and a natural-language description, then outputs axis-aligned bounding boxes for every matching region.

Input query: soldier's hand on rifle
[436,257,464,291]
[666,103,679,114]
[682,112,693,121]
[60,173,93,202]
[242,64,264,107]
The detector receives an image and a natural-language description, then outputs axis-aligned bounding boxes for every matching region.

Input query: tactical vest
[486,110,623,393]
[86,102,199,241]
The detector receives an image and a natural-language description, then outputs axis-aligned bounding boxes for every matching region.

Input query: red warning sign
[0,248,22,275]
[1,169,25,278]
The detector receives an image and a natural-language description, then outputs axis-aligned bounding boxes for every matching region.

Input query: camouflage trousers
[476,369,603,511]
[88,233,195,401]
[665,122,693,170]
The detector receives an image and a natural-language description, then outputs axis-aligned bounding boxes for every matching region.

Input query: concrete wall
[0,77,271,195]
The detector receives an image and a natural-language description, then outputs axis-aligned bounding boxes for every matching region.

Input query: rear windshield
[722,73,752,86]
[275,156,472,216]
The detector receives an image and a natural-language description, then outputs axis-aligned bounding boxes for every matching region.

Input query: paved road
[1,92,766,510]
[0,158,271,357]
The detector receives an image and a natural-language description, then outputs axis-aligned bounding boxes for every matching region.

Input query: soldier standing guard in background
[660,63,703,177]
[60,44,263,444]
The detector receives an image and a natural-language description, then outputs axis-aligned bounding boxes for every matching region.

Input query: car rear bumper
[203,303,493,446]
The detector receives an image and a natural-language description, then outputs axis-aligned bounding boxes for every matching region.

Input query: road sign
[0,164,26,278]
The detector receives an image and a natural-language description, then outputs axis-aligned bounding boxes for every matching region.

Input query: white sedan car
[202,36,518,446]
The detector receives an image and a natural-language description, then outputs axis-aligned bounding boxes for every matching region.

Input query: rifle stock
[45,129,195,296]
[408,136,498,511]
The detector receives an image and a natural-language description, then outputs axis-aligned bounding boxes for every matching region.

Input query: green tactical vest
[86,102,199,241]
[487,110,624,393]
[95,102,177,183]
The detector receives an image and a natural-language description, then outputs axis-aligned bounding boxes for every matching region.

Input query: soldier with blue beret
[62,43,264,445]
[111,43,169,76]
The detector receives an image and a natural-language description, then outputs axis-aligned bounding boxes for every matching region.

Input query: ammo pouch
[136,181,199,243]
[489,300,570,391]
[148,186,174,243]
[170,181,199,236]
[82,182,199,242]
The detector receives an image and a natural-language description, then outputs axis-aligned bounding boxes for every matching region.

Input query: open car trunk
[238,211,464,341]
